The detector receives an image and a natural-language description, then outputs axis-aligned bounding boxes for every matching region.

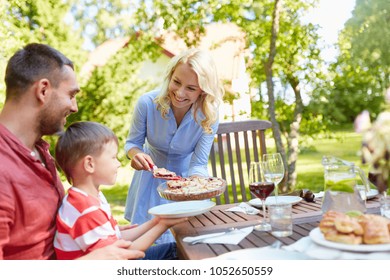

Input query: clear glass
[248,162,275,231]
[263,153,285,198]
[269,203,293,237]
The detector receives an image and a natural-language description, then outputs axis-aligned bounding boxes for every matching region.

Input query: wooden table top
[170,196,381,260]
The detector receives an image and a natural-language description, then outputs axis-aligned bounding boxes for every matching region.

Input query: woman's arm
[188,120,219,176]
[125,93,158,171]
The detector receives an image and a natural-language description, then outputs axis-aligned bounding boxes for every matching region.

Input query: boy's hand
[158,217,188,227]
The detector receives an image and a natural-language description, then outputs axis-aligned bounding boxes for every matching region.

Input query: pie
[152,167,182,180]
[158,177,226,201]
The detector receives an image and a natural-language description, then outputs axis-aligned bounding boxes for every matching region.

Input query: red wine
[249,182,275,200]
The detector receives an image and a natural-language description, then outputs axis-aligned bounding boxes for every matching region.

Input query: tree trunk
[265,0,288,192]
[286,74,303,190]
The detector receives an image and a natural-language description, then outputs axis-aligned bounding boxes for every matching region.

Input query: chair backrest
[209,119,272,205]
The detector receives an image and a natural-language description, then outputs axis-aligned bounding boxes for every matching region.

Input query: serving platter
[309,227,390,252]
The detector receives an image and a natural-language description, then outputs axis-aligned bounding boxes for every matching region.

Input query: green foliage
[66,41,159,161]
[316,0,390,125]
[68,0,136,47]
[0,0,86,106]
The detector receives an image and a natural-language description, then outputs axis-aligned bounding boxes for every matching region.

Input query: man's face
[39,65,79,136]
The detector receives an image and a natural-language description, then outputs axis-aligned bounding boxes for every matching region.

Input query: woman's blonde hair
[154,48,224,134]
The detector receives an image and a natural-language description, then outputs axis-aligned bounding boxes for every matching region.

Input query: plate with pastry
[157,177,226,201]
[311,211,390,252]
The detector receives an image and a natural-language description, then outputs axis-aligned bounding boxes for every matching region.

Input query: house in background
[81,22,252,121]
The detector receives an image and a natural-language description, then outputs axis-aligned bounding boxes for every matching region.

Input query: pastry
[359,216,390,244]
[320,211,390,245]
[158,177,226,201]
[319,211,346,234]
[334,215,363,235]
[324,229,363,245]
[153,168,182,180]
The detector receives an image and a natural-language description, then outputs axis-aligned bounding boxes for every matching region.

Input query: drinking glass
[269,203,293,237]
[263,153,285,197]
[248,162,275,231]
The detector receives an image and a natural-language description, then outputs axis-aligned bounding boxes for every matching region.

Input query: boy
[54,121,185,259]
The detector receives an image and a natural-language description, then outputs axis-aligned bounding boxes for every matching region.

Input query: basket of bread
[319,210,390,245]
[157,177,226,201]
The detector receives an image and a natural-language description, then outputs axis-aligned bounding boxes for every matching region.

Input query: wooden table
[170,196,381,260]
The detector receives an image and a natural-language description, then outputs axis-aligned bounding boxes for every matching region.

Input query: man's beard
[38,105,65,136]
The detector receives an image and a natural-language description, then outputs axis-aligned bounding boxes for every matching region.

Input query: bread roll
[324,229,362,245]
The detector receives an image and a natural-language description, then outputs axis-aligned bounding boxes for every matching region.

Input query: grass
[101,127,367,224]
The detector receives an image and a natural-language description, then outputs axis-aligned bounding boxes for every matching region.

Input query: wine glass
[248,162,275,231]
[263,153,285,198]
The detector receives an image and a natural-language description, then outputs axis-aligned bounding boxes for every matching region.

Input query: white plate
[366,189,379,199]
[208,247,311,260]
[148,200,215,218]
[310,227,390,252]
[314,191,324,198]
[248,196,303,208]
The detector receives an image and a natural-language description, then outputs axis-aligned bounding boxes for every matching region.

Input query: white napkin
[225,202,260,215]
[283,237,390,260]
[183,226,254,245]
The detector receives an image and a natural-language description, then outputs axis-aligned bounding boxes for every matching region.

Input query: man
[0,43,144,260]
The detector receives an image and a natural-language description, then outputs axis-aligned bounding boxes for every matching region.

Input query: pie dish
[157,177,226,201]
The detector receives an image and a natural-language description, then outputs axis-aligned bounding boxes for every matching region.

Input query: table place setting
[225,202,260,215]
[182,226,254,245]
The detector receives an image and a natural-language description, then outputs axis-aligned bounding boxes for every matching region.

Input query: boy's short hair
[55,121,118,184]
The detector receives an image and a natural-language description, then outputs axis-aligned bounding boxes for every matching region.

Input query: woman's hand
[130,152,154,171]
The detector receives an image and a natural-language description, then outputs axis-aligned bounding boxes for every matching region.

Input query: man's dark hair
[4,43,74,100]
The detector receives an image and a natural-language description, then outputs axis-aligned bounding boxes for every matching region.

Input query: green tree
[67,38,157,160]
[0,0,86,107]
[318,0,389,124]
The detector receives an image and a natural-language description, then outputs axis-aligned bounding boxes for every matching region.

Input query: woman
[124,48,224,243]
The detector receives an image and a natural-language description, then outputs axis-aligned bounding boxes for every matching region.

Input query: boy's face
[93,140,121,186]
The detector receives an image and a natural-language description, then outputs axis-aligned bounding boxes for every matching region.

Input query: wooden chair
[209,119,272,205]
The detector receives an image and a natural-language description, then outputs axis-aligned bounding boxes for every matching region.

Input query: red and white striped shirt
[54,187,121,260]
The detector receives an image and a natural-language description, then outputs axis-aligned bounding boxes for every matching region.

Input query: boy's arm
[120,218,159,241]
[123,217,187,252]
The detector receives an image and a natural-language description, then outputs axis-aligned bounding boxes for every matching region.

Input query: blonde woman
[124,48,224,244]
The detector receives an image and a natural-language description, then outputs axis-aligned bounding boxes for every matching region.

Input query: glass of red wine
[248,161,275,231]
